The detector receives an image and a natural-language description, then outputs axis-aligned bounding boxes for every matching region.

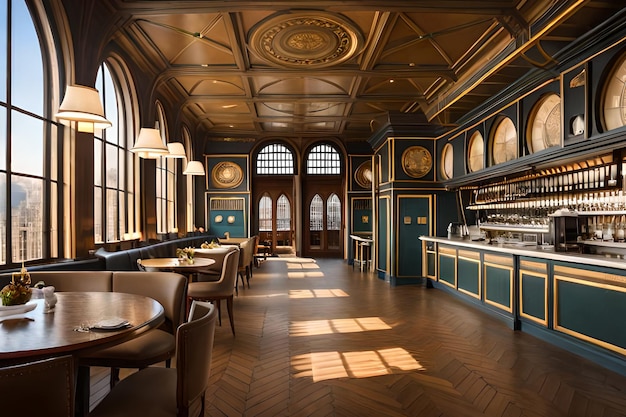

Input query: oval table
[139,257,215,282]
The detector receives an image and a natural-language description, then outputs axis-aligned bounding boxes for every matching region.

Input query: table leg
[75,365,90,417]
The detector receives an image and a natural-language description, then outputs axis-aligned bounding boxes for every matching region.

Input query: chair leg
[246,266,251,288]
[226,295,235,336]
[215,299,222,326]
[109,367,120,389]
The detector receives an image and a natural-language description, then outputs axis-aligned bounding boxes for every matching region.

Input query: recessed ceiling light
[389,79,395,83]
[222,104,238,109]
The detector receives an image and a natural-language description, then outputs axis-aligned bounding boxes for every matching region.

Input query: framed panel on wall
[205,155,249,192]
[206,196,247,238]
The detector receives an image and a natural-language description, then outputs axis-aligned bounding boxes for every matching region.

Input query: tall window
[276,194,291,231]
[1,0,55,263]
[155,102,176,234]
[310,194,323,231]
[94,62,136,243]
[259,194,272,231]
[256,143,294,174]
[306,144,341,174]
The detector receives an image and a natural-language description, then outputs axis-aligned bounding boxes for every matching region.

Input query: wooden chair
[186,249,240,336]
[89,301,218,417]
[80,271,188,387]
[0,355,74,417]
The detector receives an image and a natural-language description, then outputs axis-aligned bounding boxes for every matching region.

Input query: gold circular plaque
[528,93,561,153]
[602,52,626,131]
[212,161,244,189]
[401,146,432,179]
[355,161,372,189]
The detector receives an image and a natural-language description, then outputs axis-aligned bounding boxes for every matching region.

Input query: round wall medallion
[355,161,372,189]
[249,11,363,69]
[467,131,484,173]
[401,146,432,179]
[602,52,626,131]
[527,93,561,153]
[212,161,244,189]
[491,116,518,165]
[441,143,453,180]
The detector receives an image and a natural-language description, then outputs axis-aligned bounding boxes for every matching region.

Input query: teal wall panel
[557,279,626,350]
[458,258,480,296]
[521,272,546,321]
[485,264,511,309]
[439,254,456,286]
[378,199,388,271]
[397,197,430,276]
[427,252,436,277]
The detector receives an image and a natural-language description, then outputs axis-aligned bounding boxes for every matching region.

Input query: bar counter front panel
[420,236,626,375]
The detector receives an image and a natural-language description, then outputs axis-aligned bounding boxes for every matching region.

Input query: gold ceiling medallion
[249,11,363,69]
[355,161,373,189]
[212,161,244,189]
[402,146,432,179]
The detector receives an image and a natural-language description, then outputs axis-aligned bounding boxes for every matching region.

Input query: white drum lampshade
[55,85,112,132]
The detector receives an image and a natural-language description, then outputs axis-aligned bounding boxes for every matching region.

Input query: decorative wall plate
[212,161,244,189]
[467,131,484,173]
[227,216,235,224]
[528,93,561,153]
[214,215,223,223]
[355,161,372,189]
[602,52,626,131]
[401,146,432,179]
[491,116,518,165]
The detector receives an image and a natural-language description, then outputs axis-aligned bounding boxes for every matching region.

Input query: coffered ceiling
[88,1,624,143]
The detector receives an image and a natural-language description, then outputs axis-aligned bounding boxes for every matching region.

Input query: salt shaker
[43,286,57,312]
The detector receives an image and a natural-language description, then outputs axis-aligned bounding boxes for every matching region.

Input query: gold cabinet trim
[484,253,513,266]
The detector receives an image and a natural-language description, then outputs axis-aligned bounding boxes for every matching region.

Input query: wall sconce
[55,85,112,133]
[183,160,205,176]
[130,127,168,158]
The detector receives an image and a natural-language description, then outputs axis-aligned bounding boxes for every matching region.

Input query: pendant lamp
[55,85,112,132]
[183,160,205,176]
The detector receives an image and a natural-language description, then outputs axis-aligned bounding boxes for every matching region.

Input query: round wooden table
[139,257,215,282]
[0,292,164,363]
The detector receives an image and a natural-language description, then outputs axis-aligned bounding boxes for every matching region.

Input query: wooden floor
[202,256,626,417]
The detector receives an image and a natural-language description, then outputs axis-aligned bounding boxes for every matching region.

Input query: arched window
[306,144,341,175]
[94,61,137,243]
[2,0,56,263]
[259,193,272,231]
[277,194,291,231]
[310,194,324,231]
[155,102,177,234]
[327,194,341,230]
[256,143,294,174]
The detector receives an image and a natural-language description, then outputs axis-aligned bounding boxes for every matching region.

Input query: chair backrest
[29,271,113,292]
[176,301,218,416]
[214,248,240,291]
[112,271,188,333]
[237,239,249,269]
[0,355,74,417]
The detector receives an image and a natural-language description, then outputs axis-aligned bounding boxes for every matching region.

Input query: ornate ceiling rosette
[249,11,364,69]
[211,161,244,189]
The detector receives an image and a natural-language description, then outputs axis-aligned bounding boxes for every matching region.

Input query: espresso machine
[552,213,580,252]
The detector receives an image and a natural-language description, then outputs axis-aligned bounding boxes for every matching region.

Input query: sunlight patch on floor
[292,348,425,382]
[286,262,320,269]
[289,289,349,298]
[288,271,325,278]
[290,317,391,336]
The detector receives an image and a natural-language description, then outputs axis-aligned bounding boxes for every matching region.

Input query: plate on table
[90,318,131,330]
[0,302,37,317]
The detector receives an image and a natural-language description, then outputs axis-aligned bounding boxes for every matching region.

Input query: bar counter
[419,235,626,376]
[419,235,626,270]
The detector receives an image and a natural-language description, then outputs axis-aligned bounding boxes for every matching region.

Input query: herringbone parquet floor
[204,256,626,417]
